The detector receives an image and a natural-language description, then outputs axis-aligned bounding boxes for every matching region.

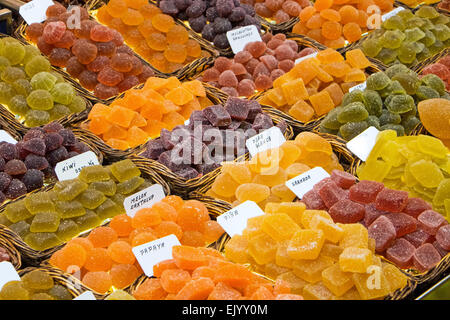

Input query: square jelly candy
[287,229,325,260]
[224,97,249,121]
[417,210,447,235]
[55,179,88,201]
[375,188,408,213]
[317,181,347,209]
[403,198,432,218]
[109,159,141,182]
[292,256,333,284]
[386,238,415,269]
[302,189,327,210]
[385,213,417,238]
[202,105,232,127]
[24,193,55,214]
[55,200,86,219]
[4,200,32,223]
[30,211,60,233]
[329,199,365,224]
[77,189,107,210]
[436,225,450,251]
[413,243,442,272]
[403,229,434,248]
[78,165,111,183]
[95,198,120,220]
[339,247,373,273]
[24,232,61,251]
[261,213,301,242]
[89,180,117,196]
[116,176,144,195]
[330,170,356,190]
[368,216,396,253]
[349,180,384,204]
[56,219,79,241]
[364,203,389,226]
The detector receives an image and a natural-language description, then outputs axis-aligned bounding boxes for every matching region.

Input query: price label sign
[55,151,99,181]
[217,201,264,237]
[245,126,286,157]
[285,167,330,199]
[73,291,96,300]
[0,130,17,145]
[0,262,21,291]
[227,25,262,54]
[381,7,405,22]
[133,234,181,277]
[123,184,166,218]
[19,0,54,25]
[295,52,318,64]
[349,82,367,93]
[346,126,380,161]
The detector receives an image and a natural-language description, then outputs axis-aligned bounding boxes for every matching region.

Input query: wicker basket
[18,266,100,299]
[0,234,21,270]
[413,47,450,74]
[259,16,299,34]
[251,51,383,134]
[75,82,225,161]
[133,116,294,196]
[0,160,170,264]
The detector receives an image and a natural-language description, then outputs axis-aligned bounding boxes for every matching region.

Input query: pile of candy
[26,3,154,99]
[361,6,450,67]
[0,160,148,251]
[438,0,450,11]
[133,245,303,300]
[320,64,448,140]
[0,37,86,126]
[249,0,312,23]
[292,0,394,48]
[225,202,408,299]
[0,122,91,203]
[154,0,260,49]
[143,98,286,179]
[96,1,210,73]
[421,55,450,91]
[401,0,440,8]
[303,170,449,272]
[86,77,211,150]
[208,132,342,207]
[0,270,72,300]
[50,197,223,293]
[418,98,450,147]
[259,48,370,123]
[0,247,10,262]
[199,34,316,96]
[357,130,450,218]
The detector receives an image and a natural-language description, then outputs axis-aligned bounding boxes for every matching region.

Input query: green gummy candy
[0,82,16,104]
[362,38,382,58]
[55,179,88,201]
[404,27,425,42]
[406,17,425,28]
[30,212,60,233]
[55,200,86,219]
[432,14,450,25]
[9,220,30,238]
[0,281,29,300]
[9,95,30,116]
[0,213,11,226]
[67,95,86,113]
[342,89,364,106]
[24,192,55,214]
[383,15,405,30]
[339,121,369,141]
[51,83,75,105]
[386,94,415,114]
[429,40,445,55]
[24,232,61,251]
[0,56,10,72]
[382,30,405,49]
[5,200,32,223]
[365,115,381,129]
[116,176,145,195]
[421,74,446,95]
[30,72,57,91]
[420,30,436,47]
[397,9,414,21]
[31,293,55,300]
[110,193,126,214]
[73,209,101,230]
[27,89,54,111]
[49,104,71,121]
[416,85,439,101]
[22,45,40,65]
[25,56,51,77]
[380,124,405,136]
[401,115,420,134]
[337,102,369,123]
[77,189,106,210]
[12,79,32,96]
[55,219,79,241]
[95,198,120,220]
[48,285,72,300]
[89,180,117,196]
[432,24,450,42]
[25,110,50,127]
[366,72,391,91]
[1,66,26,83]
[109,159,141,182]
[1,41,25,65]
[321,107,342,130]
[397,43,416,64]
[376,48,397,65]
[379,109,401,126]
[391,73,420,95]
[416,6,440,19]
[78,165,110,183]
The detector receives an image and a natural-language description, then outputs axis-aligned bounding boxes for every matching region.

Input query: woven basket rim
[0,234,22,269]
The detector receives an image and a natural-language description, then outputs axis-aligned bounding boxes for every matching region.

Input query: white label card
[133,234,181,277]
[0,262,21,291]
[349,82,367,93]
[73,291,96,300]
[217,201,265,237]
[346,126,380,161]
[55,151,99,181]
[0,130,17,144]
[124,184,166,218]
[295,52,318,64]
[19,0,54,25]
[285,167,330,199]
[245,126,286,157]
[227,25,262,54]
[381,7,405,22]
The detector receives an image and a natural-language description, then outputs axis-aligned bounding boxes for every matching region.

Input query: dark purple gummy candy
[44,132,63,152]
[203,105,232,127]
[0,157,4,171]
[58,129,76,147]
[175,167,199,180]
[42,122,63,133]
[0,172,11,191]
[23,138,46,156]
[5,179,27,199]
[145,139,165,160]
[47,146,69,166]
[224,97,249,121]
[0,143,18,161]
[70,142,90,154]
[252,113,273,132]
[24,154,49,171]
[4,159,27,176]
[23,129,44,141]
[21,169,44,192]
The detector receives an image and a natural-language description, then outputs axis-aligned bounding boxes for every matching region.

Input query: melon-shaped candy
[418,98,450,139]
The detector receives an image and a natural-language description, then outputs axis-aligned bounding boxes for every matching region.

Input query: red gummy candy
[214,57,233,72]
[302,189,326,210]
[368,215,396,253]
[349,180,384,204]
[237,79,255,97]
[245,41,267,58]
[318,180,347,208]
[417,210,447,236]
[386,238,415,269]
[330,170,356,189]
[72,39,98,65]
[54,30,75,49]
[385,213,418,238]
[42,21,66,44]
[375,188,408,213]
[403,198,432,218]
[413,243,442,272]
[436,225,450,251]
[97,67,124,86]
[254,75,272,91]
[231,63,247,76]
[403,229,433,248]
[234,51,252,64]
[90,25,115,43]
[202,68,220,82]
[278,59,295,73]
[218,70,238,87]
[364,203,388,226]
[329,199,365,223]
[260,55,278,71]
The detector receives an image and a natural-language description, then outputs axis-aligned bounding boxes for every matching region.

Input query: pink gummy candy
[302,189,327,210]
[436,224,450,251]
[403,229,434,248]
[318,181,347,209]
[375,188,408,213]
[385,213,418,238]
[329,199,365,224]
[403,198,432,218]
[413,243,442,272]
[368,215,396,253]
[218,70,238,88]
[364,203,389,226]
[349,180,384,204]
[421,63,449,81]
[433,240,449,258]
[417,210,447,236]
[386,238,416,269]
[330,170,356,189]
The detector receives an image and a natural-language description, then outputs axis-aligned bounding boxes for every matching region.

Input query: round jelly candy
[1,66,26,83]
[25,56,51,77]
[9,95,30,116]
[0,82,16,104]
[12,79,32,96]
[25,110,50,127]
[30,72,57,91]
[51,83,75,105]
[42,21,66,44]
[366,72,390,91]
[27,90,54,110]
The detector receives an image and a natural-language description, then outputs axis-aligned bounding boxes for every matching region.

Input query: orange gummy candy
[153,259,178,277]
[82,271,112,294]
[110,263,140,289]
[84,248,113,272]
[133,278,167,300]
[108,240,135,264]
[87,227,118,248]
[160,269,192,293]
[172,245,208,270]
